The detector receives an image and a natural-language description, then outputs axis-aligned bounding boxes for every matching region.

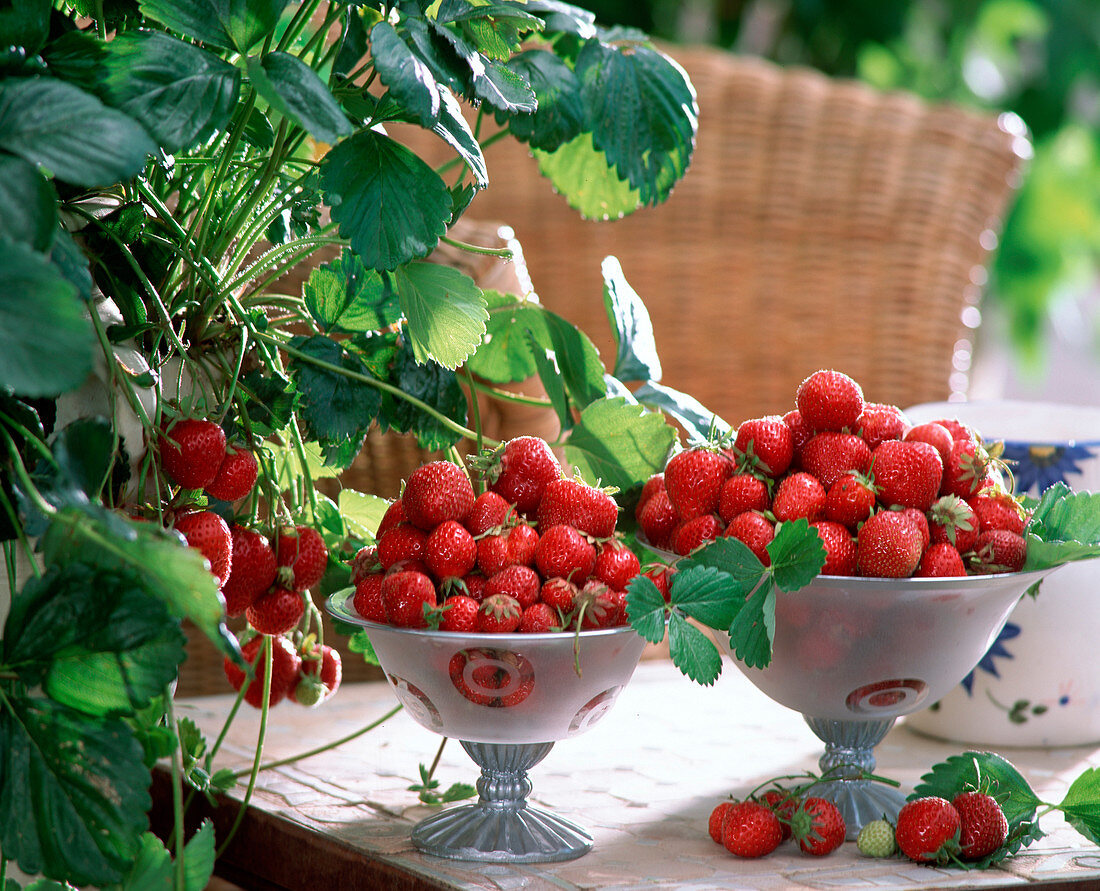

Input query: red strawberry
[709,800,735,844]
[795,369,864,433]
[476,522,539,576]
[158,417,226,490]
[953,791,1009,861]
[290,643,342,706]
[594,539,641,590]
[352,572,386,622]
[222,524,277,616]
[438,593,479,632]
[535,524,596,583]
[539,576,578,613]
[275,524,328,591]
[928,495,980,553]
[933,417,975,441]
[402,461,476,531]
[638,488,678,549]
[895,796,961,863]
[969,489,1027,535]
[718,473,771,523]
[871,439,944,511]
[811,520,856,576]
[377,523,427,569]
[905,422,955,463]
[477,593,522,633]
[760,789,797,841]
[246,586,305,635]
[856,509,923,578]
[205,445,258,502]
[460,572,487,602]
[635,473,666,518]
[175,510,232,587]
[734,416,794,478]
[519,601,558,633]
[664,446,732,521]
[900,506,930,550]
[971,529,1027,573]
[464,491,516,536]
[772,472,826,523]
[791,796,846,856]
[642,565,674,603]
[348,544,381,584]
[224,634,301,709]
[856,402,909,449]
[480,435,561,516]
[942,437,992,498]
[672,514,723,556]
[825,471,877,529]
[800,432,872,490]
[574,580,626,628]
[720,800,784,858]
[723,511,774,566]
[917,542,967,577]
[536,476,619,539]
[425,519,477,580]
[375,498,407,539]
[381,570,437,627]
[484,564,541,609]
[782,408,814,464]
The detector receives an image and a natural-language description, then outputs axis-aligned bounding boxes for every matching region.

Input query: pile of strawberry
[349,436,646,633]
[158,415,340,707]
[637,369,1030,578]
[709,790,845,859]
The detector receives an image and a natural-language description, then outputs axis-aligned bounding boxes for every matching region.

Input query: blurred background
[579,0,1100,405]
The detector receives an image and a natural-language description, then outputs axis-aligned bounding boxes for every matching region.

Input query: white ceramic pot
[902,400,1100,747]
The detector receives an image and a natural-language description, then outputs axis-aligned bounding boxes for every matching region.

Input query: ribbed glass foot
[804,717,907,839]
[411,741,593,862]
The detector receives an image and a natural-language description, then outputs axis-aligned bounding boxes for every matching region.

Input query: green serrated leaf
[625,574,667,643]
[370,20,441,127]
[303,249,400,333]
[393,260,487,370]
[432,87,488,189]
[727,576,776,669]
[564,397,675,494]
[1060,766,1100,845]
[338,489,390,539]
[632,381,731,443]
[668,564,744,631]
[138,0,289,53]
[524,329,572,431]
[768,518,826,592]
[286,334,382,443]
[679,536,766,586]
[123,833,174,891]
[667,611,722,685]
[498,48,584,151]
[0,154,57,251]
[346,630,381,665]
[429,18,536,114]
[601,255,662,384]
[182,819,216,891]
[249,50,351,144]
[49,227,94,301]
[1025,487,1100,569]
[533,131,641,220]
[0,0,50,54]
[377,343,466,452]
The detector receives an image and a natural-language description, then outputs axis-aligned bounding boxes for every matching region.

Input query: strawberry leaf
[625,574,668,644]
[633,381,732,443]
[602,256,661,384]
[565,396,676,494]
[727,576,776,669]
[525,329,573,432]
[303,249,400,334]
[393,260,488,370]
[286,334,382,445]
[767,518,826,592]
[668,564,743,630]
[533,131,641,220]
[1024,485,1100,569]
[1059,767,1100,845]
[680,536,766,587]
[667,611,722,685]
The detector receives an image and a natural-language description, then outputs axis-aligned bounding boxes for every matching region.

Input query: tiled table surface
[173,659,1100,890]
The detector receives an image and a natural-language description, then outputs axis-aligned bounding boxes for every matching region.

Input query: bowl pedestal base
[411,741,593,862]
[804,717,908,840]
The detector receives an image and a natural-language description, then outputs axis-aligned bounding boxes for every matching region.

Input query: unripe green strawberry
[857,819,896,858]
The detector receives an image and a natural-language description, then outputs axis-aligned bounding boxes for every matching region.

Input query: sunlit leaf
[564,396,674,492]
[392,261,487,369]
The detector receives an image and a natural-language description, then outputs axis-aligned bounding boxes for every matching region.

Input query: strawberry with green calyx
[535,524,596,583]
[953,791,1009,861]
[791,796,846,855]
[733,415,794,478]
[942,436,1001,499]
[246,586,305,635]
[402,460,476,531]
[928,494,980,553]
[536,475,620,539]
[970,529,1027,574]
[223,524,277,616]
[895,797,962,863]
[519,601,558,633]
[348,544,381,585]
[477,593,522,633]
[810,519,856,576]
[796,369,864,433]
[664,444,732,520]
[969,488,1028,535]
[871,439,943,511]
[672,513,723,555]
[856,819,896,858]
[174,510,233,587]
[437,593,479,632]
[824,470,877,529]
[641,564,674,603]
[760,788,798,840]
[800,432,872,490]
[274,524,328,591]
[593,538,641,590]
[723,511,774,566]
[718,472,771,523]
[475,521,539,575]
[473,435,562,517]
[158,417,227,490]
[539,576,578,613]
[205,444,258,502]
[224,633,302,709]
[381,570,437,628]
[290,641,342,707]
[721,800,784,858]
[464,490,518,536]
[573,579,626,629]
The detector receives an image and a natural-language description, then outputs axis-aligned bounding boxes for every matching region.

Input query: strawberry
[856,509,923,578]
[484,564,541,609]
[222,524,277,616]
[933,417,975,441]
[402,461,476,531]
[664,446,732,521]
[348,545,381,584]
[464,490,516,536]
[352,572,386,622]
[791,796,846,856]
[574,580,626,629]
[535,524,596,583]
[672,514,723,555]
[760,789,797,841]
[438,593,479,632]
[275,524,328,591]
[224,634,301,708]
[718,472,771,523]
[381,570,437,627]
[771,471,826,523]
[899,506,930,550]
[158,417,226,490]
[969,489,1027,535]
[871,439,943,511]
[856,819,896,858]
[904,421,955,462]
[536,476,619,539]
[825,471,877,529]
[953,791,1009,861]
[377,523,427,569]
[895,796,961,863]
[539,576,578,613]
[205,445,258,502]
[942,437,992,498]
[811,520,857,576]
[593,539,641,590]
[479,435,561,516]
[174,510,233,587]
[290,643,342,706]
[917,542,967,577]
[460,572,487,602]
[638,488,678,549]
[795,369,864,433]
[376,498,407,539]
[519,601,558,633]
[635,473,666,518]
[246,586,305,635]
[800,432,872,490]
[721,800,784,858]
[475,522,539,576]
[425,519,477,580]
[856,402,909,449]
[642,565,674,603]
[971,529,1027,573]
[733,416,794,478]
[723,511,774,566]
[477,593,522,633]
[782,408,814,465]
[928,495,980,553]
[709,800,735,844]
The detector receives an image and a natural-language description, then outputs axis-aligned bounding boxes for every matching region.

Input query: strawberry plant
[0,2,703,887]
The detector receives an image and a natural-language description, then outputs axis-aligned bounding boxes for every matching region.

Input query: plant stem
[465,377,555,408]
[165,694,188,890]
[439,234,513,259]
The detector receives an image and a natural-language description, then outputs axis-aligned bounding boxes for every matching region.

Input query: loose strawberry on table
[952,791,1008,861]
[894,796,962,863]
[720,800,784,858]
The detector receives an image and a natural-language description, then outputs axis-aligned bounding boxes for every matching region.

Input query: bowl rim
[802,567,1053,589]
[325,587,642,643]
